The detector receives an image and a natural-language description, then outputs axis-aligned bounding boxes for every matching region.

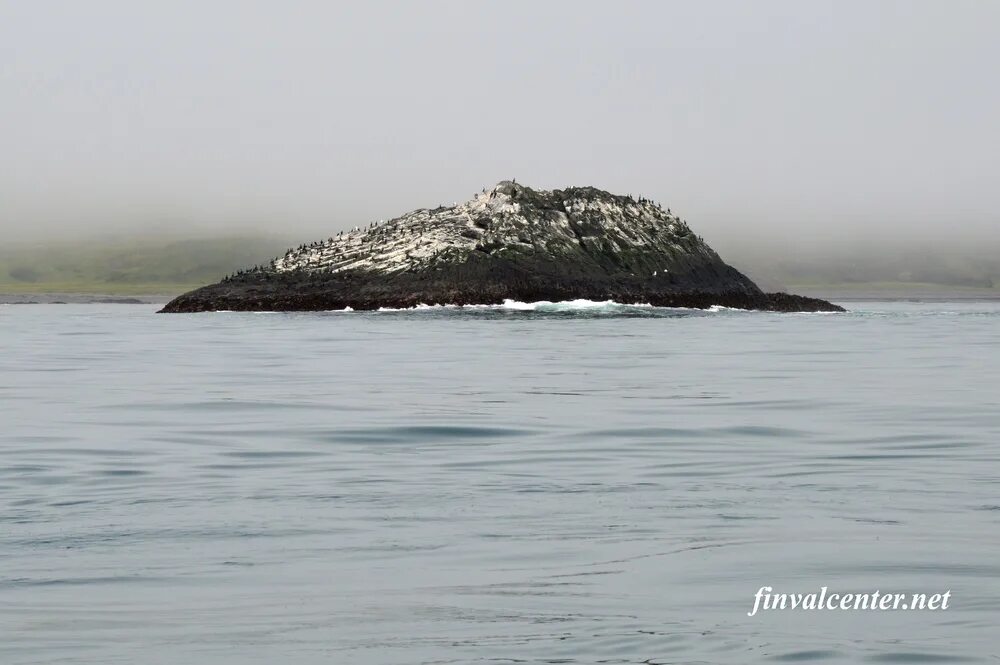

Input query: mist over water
[2,1,999,257]
[2,302,999,663]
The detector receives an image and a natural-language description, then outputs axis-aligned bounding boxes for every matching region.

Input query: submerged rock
[160,181,844,313]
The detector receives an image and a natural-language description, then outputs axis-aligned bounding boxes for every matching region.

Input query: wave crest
[370,299,739,314]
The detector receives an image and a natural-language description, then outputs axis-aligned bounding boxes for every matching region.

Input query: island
[160,181,844,313]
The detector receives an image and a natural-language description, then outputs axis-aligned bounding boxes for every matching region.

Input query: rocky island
[160,181,843,313]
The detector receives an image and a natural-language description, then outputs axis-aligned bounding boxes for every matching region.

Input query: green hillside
[2,232,997,297]
[0,235,291,294]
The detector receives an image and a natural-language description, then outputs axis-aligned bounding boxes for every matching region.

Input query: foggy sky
[2,0,998,250]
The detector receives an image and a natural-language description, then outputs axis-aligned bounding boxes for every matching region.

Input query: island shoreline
[158,181,847,314]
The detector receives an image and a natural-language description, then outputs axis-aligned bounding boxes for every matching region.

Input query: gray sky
[2,0,998,250]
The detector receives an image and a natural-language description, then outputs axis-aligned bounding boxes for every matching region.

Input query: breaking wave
[208,299,846,316]
[365,299,753,316]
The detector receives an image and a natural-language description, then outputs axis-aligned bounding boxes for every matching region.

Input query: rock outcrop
[160,181,843,313]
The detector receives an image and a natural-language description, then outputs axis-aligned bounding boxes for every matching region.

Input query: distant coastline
[3,279,999,306]
[0,292,175,304]
[4,287,998,305]
[790,283,1000,302]
[3,233,997,305]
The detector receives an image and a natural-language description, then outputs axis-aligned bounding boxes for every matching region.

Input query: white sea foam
[372,299,694,313]
[499,299,655,312]
[789,309,848,315]
[207,300,790,314]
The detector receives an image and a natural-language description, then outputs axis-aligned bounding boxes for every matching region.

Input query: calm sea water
[1,301,998,664]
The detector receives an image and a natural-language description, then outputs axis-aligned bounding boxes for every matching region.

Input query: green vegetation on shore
[0,235,289,296]
[783,281,999,293]
[724,243,999,291]
[2,232,998,297]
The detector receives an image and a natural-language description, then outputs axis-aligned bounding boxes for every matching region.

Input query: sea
[1,300,998,664]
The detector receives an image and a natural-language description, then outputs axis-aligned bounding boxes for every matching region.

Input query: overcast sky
[2,0,998,249]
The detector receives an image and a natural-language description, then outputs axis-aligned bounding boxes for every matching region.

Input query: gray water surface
[1,302,998,664]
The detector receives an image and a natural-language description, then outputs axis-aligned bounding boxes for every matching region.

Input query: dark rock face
[160,182,844,313]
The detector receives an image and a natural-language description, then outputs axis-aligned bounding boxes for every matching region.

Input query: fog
[2,0,998,257]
